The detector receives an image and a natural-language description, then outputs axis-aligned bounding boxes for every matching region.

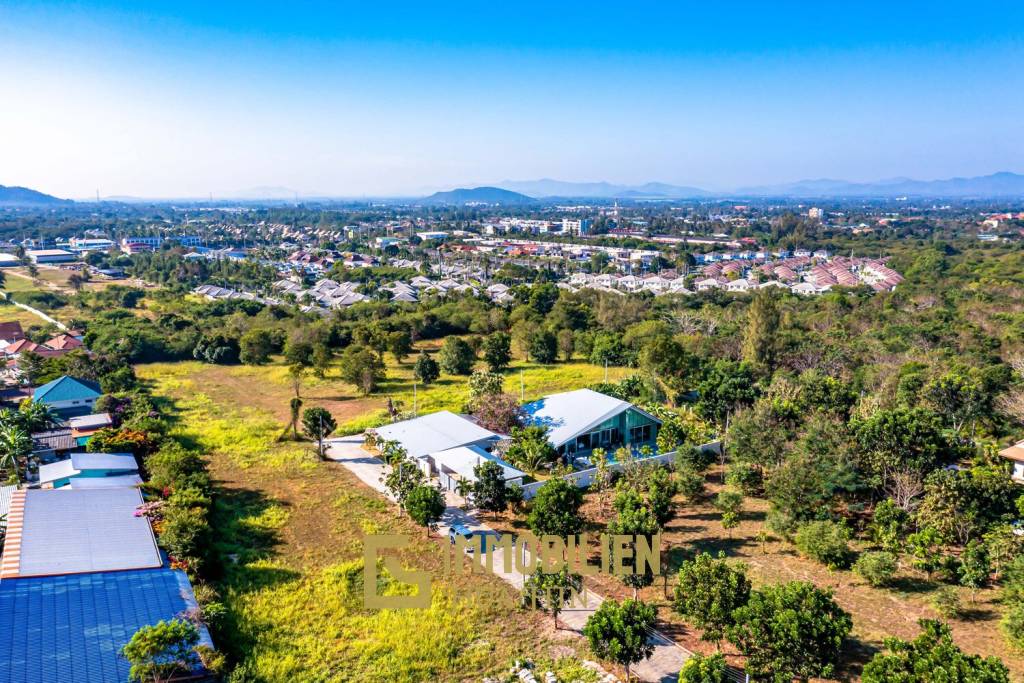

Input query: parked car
[448,524,500,553]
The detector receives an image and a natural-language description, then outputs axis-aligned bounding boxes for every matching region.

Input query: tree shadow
[887,575,938,594]
[833,636,881,682]
[208,486,291,586]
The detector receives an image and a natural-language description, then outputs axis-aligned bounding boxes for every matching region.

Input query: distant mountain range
[0,185,72,206]
[3,171,1024,207]
[734,172,1024,198]
[491,172,1024,200]
[420,186,537,205]
[495,179,713,199]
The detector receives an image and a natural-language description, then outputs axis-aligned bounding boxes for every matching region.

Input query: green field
[137,352,633,437]
[138,362,599,682]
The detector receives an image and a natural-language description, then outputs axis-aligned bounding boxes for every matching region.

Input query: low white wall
[519,439,721,500]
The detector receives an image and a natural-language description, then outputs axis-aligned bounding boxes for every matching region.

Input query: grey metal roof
[0,485,14,528]
[11,488,161,577]
[523,388,662,449]
[31,428,76,452]
[67,474,143,489]
[36,453,138,485]
[430,445,525,481]
[36,459,76,485]
[67,413,113,430]
[372,410,501,460]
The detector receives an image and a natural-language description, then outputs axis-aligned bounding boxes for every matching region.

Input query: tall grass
[138,361,589,681]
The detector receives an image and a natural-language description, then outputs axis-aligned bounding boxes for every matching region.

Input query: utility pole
[413,381,418,417]
[520,370,525,402]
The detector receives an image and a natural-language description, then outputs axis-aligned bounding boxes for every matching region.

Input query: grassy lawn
[138,362,599,683]
[0,301,56,330]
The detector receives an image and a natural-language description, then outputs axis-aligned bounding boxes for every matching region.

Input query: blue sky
[1,1,1022,198]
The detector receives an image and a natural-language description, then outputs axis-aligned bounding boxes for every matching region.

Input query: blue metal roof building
[31,376,102,418]
[0,568,213,683]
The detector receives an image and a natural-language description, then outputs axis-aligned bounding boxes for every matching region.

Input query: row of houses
[0,375,214,681]
[380,277,516,304]
[0,324,88,385]
[271,278,369,309]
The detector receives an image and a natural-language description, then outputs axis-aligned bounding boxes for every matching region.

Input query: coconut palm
[0,424,32,484]
[17,400,58,433]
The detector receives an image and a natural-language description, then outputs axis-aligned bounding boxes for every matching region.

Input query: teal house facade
[523,388,662,460]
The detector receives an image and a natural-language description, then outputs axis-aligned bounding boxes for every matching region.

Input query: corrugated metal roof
[4,488,160,578]
[36,454,137,486]
[67,413,112,430]
[31,428,76,453]
[0,484,14,527]
[0,568,214,683]
[523,389,661,449]
[35,459,76,485]
[67,474,143,489]
[372,411,501,459]
[430,445,525,481]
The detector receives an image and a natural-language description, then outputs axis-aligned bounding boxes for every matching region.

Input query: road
[325,435,692,683]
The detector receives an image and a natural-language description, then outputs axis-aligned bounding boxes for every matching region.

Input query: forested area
[22,234,1024,679]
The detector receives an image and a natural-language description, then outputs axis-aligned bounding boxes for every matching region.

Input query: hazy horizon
[2,1,1023,199]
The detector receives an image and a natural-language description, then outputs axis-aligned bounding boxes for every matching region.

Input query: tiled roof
[0,568,214,683]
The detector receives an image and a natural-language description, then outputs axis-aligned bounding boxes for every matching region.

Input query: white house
[790,282,820,296]
[369,411,505,474]
[429,445,525,492]
[695,278,721,292]
[726,278,754,292]
[1000,440,1024,483]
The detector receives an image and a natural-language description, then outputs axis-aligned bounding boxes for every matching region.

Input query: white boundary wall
[519,439,722,500]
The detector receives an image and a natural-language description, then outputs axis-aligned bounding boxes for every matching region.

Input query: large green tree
[471,460,510,518]
[727,581,852,683]
[482,332,512,372]
[673,552,751,647]
[742,289,781,369]
[438,336,475,375]
[582,599,656,681]
[527,476,585,538]
[406,484,446,537]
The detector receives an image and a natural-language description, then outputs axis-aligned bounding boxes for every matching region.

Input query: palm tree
[17,400,58,433]
[0,424,32,484]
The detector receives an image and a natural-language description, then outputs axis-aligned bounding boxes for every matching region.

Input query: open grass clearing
[138,362,598,682]
[139,350,632,436]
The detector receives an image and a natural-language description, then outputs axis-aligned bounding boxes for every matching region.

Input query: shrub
[726,462,762,494]
[854,551,898,587]
[930,586,962,619]
[679,652,728,683]
[146,443,209,492]
[121,619,200,683]
[794,520,852,569]
[675,446,715,472]
[1002,601,1024,652]
[158,505,210,564]
[675,466,705,502]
